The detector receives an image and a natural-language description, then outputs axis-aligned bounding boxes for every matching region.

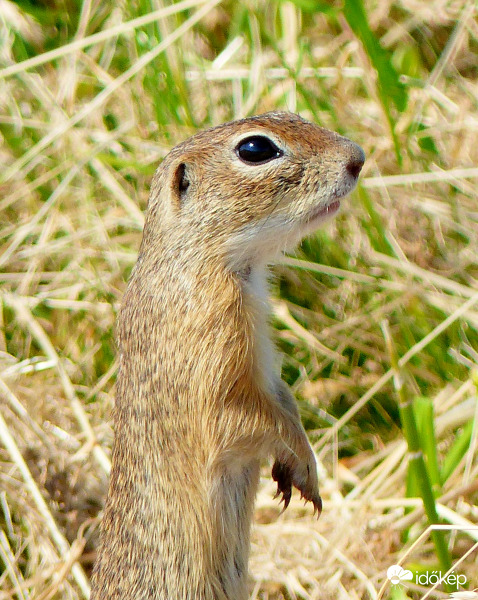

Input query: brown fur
[90,112,364,599]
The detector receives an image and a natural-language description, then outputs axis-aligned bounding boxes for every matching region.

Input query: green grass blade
[440,419,474,484]
[343,0,407,164]
[413,396,442,495]
[275,0,339,15]
[381,321,453,587]
[358,187,396,256]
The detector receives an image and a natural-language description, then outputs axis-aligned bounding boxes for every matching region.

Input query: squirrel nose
[345,143,365,179]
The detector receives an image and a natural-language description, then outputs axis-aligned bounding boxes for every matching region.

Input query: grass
[0,0,477,598]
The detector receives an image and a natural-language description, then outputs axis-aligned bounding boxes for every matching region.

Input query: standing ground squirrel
[91,112,365,600]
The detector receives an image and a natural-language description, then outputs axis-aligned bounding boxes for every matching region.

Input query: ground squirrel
[90,112,365,600]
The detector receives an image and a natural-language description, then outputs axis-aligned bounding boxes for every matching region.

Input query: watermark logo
[378,525,478,600]
[387,565,468,588]
[387,565,413,585]
[387,564,472,598]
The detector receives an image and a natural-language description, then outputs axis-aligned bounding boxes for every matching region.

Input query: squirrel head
[143,112,364,270]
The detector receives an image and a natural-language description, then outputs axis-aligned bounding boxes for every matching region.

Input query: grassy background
[0,0,477,598]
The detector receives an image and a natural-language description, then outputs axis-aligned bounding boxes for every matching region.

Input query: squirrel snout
[344,142,366,180]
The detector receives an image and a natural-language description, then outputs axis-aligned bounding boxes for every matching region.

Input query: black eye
[236,136,283,164]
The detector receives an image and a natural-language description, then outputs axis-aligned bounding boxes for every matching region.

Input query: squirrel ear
[171,162,190,205]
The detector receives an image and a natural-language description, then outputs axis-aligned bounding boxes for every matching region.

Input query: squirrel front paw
[271,452,322,516]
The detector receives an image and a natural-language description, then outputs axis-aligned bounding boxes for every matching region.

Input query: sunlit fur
[90,112,364,600]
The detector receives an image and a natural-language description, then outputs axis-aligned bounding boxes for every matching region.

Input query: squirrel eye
[236,136,283,164]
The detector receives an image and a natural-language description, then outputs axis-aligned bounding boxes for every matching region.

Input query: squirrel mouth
[307,199,341,222]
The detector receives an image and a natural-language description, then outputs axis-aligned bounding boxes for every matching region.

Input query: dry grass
[0,0,477,598]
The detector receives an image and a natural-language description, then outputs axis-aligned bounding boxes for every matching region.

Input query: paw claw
[313,495,323,518]
[272,458,321,517]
